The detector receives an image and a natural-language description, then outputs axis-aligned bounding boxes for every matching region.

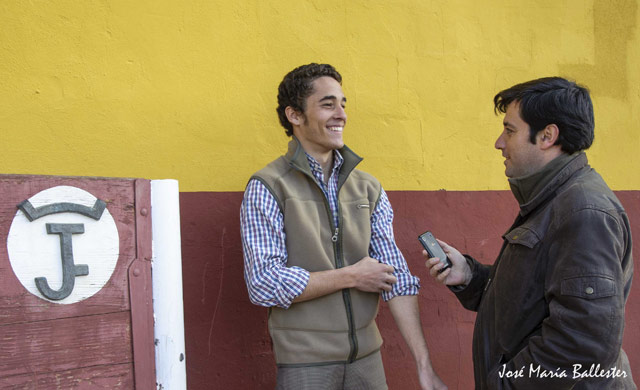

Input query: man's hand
[349,256,397,292]
[293,256,396,303]
[417,364,448,390]
[424,239,472,287]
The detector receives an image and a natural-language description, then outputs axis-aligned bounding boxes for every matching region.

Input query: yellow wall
[1,0,638,191]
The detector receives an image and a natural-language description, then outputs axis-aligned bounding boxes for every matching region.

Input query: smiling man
[425,77,636,389]
[241,63,446,390]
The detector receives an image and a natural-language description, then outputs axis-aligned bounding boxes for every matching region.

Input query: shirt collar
[305,150,344,180]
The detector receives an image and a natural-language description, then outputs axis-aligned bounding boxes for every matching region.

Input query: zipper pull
[331,228,339,242]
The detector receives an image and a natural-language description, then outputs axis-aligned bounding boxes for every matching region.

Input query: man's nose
[495,133,505,150]
[335,105,347,121]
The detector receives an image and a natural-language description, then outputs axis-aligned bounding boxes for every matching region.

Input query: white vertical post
[151,179,187,390]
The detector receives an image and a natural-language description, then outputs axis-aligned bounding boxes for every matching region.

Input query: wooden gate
[0,175,155,389]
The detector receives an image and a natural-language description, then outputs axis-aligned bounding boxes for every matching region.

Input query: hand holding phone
[418,231,452,273]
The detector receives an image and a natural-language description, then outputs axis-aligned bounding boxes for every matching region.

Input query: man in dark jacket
[425,77,635,389]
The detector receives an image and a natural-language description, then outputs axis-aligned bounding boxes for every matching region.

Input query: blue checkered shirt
[240,150,420,309]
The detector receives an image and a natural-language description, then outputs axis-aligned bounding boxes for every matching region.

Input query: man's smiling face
[291,76,347,161]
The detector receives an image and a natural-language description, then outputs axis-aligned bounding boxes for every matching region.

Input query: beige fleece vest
[251,138,383,366]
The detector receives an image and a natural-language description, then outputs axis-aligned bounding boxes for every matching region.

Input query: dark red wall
[180,191,640,389]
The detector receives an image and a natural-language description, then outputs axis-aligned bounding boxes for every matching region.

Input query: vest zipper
[301,166,359,364]
[335,203,358,363]
[322,196,358,363]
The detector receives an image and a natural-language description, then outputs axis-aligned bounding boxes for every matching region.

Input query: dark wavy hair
[493,77,594,154]
[276,63,342,136]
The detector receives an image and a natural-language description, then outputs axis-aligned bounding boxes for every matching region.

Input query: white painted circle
[7,186,120,304]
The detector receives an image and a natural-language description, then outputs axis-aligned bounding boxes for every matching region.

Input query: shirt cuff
[382,274,420,301]
[277,266,310,309]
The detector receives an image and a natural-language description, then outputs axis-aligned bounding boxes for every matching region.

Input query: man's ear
[285,106,303,127]
[538,124,560,150]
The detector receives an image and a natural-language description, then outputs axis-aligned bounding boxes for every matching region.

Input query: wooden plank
[0,362,134,389]
[129,178,156,390]
[0,175,137,325]
[134,179,153,264]
[0,311,132,379]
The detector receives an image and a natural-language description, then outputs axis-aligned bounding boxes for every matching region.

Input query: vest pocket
[340,198,372,266]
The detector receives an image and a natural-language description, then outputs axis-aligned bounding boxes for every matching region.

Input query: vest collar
[285,136,363,190]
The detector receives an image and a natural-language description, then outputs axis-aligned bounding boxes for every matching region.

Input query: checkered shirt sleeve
[371,189,421,301]
[240,179,309,308]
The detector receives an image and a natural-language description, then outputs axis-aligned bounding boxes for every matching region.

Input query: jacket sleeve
[490,207,631,390]
[451,255,492,312]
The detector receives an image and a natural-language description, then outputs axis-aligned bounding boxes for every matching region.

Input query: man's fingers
[436,267,451,284]
[426,257,441,266]
[426,259,449,284]
[376,272,397,292]
[436,239,451,253]
[382,263,395,273]
[426,258,443,277]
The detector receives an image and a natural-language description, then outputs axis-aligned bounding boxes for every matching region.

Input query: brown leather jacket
[455,153,636,389]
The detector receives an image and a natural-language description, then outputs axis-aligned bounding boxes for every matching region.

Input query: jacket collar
[509,152,588,217]
[284,136,363,190]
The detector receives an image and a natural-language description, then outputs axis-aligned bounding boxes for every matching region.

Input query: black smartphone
[418,231,452,273]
